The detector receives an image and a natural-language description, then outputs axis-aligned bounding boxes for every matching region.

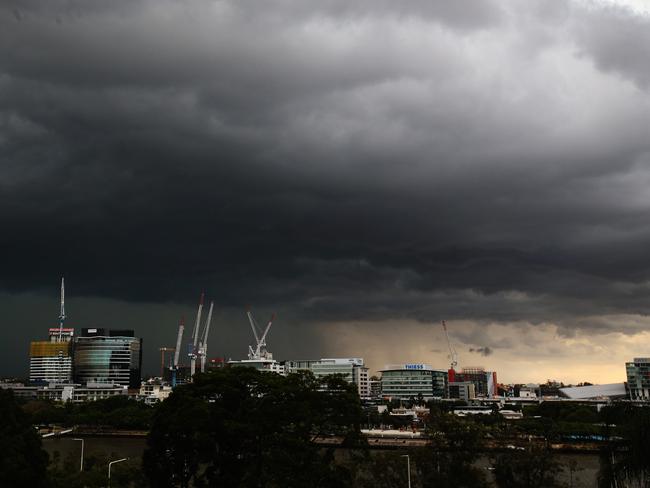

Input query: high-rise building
[29,278,74,384]
[380,364,448,400]
[29,328,74,383]
[626,358,650,400]
[73,328,142,388]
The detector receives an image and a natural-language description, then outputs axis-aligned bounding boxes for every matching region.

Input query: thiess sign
[404,364,425,370]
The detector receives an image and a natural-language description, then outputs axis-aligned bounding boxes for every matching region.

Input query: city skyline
[3,0,650,385]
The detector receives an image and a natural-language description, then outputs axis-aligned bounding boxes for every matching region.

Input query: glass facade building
[626,358,650,400]
[73,328,142,388]
[380,364,448,400]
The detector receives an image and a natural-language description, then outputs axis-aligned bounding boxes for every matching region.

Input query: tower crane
[247,309,275,360]
[159,347,175,378]
[441,320,458,381]
[171,317,184,387]
[199,301,214,373]
[189,292,205,377]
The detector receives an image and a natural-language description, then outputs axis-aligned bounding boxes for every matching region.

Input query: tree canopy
[143,368,364,488]
[0,388,50,487]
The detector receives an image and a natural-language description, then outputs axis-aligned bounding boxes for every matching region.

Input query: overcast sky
[2,0,650,383]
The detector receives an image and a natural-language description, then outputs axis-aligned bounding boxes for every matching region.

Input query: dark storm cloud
[2,0,650,377]
[469,347,493,357]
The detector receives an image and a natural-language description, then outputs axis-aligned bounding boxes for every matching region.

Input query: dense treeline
[144,368,365,487]
[22,395,155,430]
[6,372,650,487]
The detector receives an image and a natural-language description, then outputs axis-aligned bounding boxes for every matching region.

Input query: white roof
[559,383,626,399]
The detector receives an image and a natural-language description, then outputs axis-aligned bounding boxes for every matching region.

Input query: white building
[139,381,173,404]
[380,364,448,400]
[311,358,370,398]
[1,381,127,403]
[228,358,285,374]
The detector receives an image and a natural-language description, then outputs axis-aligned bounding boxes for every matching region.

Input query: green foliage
[523,403,599,424]
[416,413,489,487]
[143,368,364,488]
[0,388,51,487]
[49,451,146,488]
[598,406,650,487]
[20,396,155,430]
[492,447,564,488]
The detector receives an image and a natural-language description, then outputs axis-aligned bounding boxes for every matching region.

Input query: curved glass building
[73,328,142,388]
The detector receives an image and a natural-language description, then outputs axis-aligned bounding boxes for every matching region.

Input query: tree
[492,447,564,488]
[0,388,50,487]
[143,367,364,488]
[415,413,489,487]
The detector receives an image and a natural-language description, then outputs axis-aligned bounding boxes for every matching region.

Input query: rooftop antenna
[58,277,66,341]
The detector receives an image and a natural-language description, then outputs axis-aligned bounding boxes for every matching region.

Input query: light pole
[73,438,84,472]
[42,428,73,438]
[401,454,411,488]
[108,458,128,487]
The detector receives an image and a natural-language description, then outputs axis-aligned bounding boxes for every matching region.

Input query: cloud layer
[2,0,650,380]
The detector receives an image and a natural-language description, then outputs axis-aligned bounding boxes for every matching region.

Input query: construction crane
[247,309,275,360]
[441,320,458,381]
[198,301,214,373]
[189,292,205,378]
[159,347,175,378]
[171,317,184,387]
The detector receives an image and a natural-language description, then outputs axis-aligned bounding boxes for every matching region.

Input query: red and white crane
[441,320,459,382]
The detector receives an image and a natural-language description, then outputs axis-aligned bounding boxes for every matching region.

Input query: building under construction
[29,278,74,383]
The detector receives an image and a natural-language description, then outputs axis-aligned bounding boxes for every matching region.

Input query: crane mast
[189,292,205,378]
[173,317,184,368]
[199,301,214,373]
[441,320,458,372]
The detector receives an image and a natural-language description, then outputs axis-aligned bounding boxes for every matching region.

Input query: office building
[626,358,650,400]
[29,328,74,383]
[380,364,448,400]
[308,358,369,398]
[448,382,476,401]
[449,367,497,398]
[74,328,142,388]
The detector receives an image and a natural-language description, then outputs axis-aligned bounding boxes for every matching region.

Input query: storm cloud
[2,0,650,381]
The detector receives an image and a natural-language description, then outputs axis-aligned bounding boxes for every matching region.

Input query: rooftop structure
[559,383,627,400]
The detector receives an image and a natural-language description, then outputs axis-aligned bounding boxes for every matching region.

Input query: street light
[73,438,84,472]
[108,458,128,487]
[401,454,411,488]
[42,428,73,438]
